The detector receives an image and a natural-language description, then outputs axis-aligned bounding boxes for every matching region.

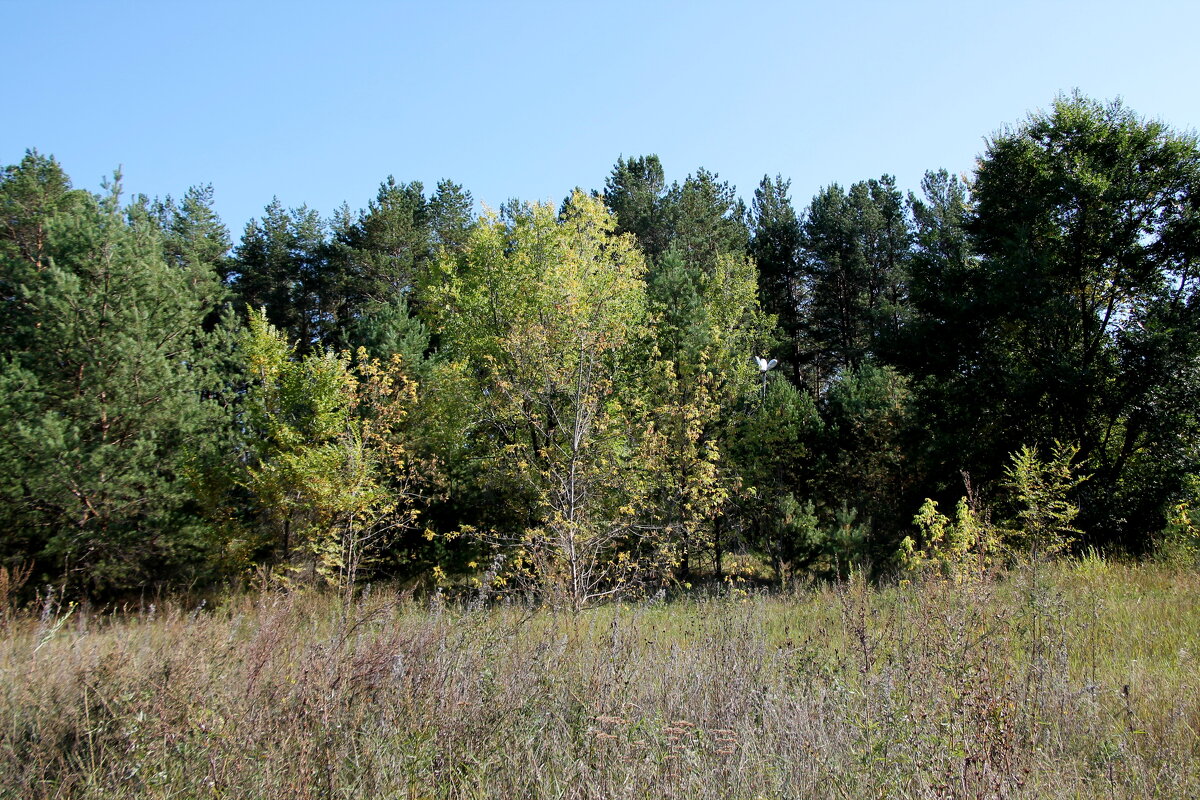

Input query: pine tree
[428,179,474,254]
[0,163,225,593]
[799,176,912,384]
[750,174,804,381]
[231,199,329,351]
[666,168,750,273]
[603,155,671,262]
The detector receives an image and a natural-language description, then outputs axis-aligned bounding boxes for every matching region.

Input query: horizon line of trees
[2,92,1199,605]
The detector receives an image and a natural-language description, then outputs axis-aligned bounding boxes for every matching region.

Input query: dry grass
[2,561,1199,799]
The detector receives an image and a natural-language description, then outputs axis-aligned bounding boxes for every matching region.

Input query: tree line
[2,93,1198,604]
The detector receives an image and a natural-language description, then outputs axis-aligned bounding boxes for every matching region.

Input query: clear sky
[5,0,1199,236]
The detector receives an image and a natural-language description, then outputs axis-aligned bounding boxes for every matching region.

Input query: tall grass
[2,562,1198,798]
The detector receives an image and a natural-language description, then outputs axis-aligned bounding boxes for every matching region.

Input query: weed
[0,565,1197,798]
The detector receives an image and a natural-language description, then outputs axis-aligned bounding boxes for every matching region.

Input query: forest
[2,92,1199,605]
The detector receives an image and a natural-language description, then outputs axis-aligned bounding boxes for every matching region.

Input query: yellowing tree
[213,309,420,588]
[428,192,660,609]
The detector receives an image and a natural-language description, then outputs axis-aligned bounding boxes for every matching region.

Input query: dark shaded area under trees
[2,93,1198,603]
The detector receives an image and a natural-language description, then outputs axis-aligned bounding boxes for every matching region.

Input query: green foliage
[231,176,473,356]
[1157,500,1200,569]
[0,150,83,272]
[232,199,329,350]
[603,156,749,273]
[638,353,726,577]
[1002,442,1089,558]
[899,497,999,581]
[214,308,419,587]
[5,92,1200,595]
[428,179,475,253]
[826,502,871,576]
[603,155,671,262]
[639,242,773,578]
[343,294,431,366]
[429,191,662,608]
[799,175,911,379]
[0,160,226,593]
[955,93,1200,549]
[750,174,804,380]
[733,377,823,577]
[900,169,976,379]
[152,183,232,291]
[666,168,750,271]
[342,176,429,299]
[759,492,821,581]
[901,443,1090,576]
[819,362,915,558]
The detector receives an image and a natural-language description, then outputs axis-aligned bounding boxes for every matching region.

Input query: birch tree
[429,191,659,609]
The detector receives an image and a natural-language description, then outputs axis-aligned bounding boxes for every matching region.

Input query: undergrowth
[1,561,1198,799]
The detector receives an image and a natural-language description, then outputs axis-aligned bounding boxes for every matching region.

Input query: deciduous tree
[958,93,1200,548]
[429,191,659,608]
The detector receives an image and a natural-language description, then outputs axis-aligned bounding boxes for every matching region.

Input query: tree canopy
[3,93,1199,599]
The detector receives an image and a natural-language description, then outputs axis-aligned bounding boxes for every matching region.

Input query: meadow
[2,561,1198,799]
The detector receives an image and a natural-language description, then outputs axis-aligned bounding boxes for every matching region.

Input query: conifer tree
[666,168,750,273]
[0,161,225,593]
[799,176,912,385]
[750,174,804,380]
[231,200,329,351]
[428,179,475,255]
[603,155,671,262]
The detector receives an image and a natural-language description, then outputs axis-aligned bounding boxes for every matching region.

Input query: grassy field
[2,561,1199,799]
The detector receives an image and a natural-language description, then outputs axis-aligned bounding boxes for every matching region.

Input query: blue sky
[6,1,1199,236]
